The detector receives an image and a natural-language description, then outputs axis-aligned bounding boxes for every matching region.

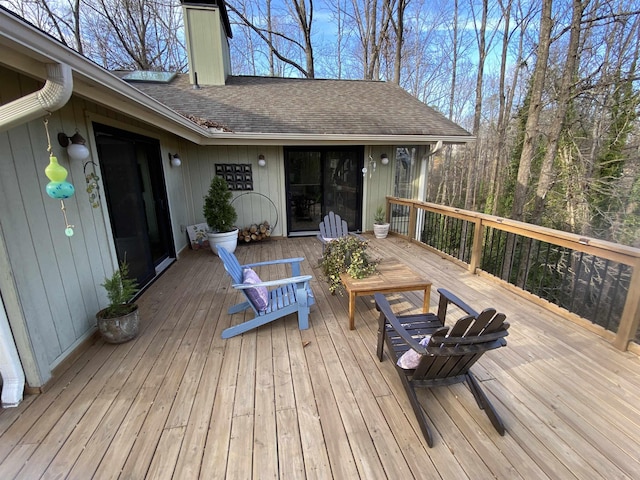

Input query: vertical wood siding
[0,67,190,386]
[182,144,286,237]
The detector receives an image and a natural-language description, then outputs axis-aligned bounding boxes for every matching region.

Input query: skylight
[122,71,177,83]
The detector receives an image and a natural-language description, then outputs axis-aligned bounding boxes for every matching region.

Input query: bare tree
[448,0,459,120]
[465,0,489,211]
[531,0,587,222]
[2,0,185,71]
[2,0,82,52]
[390,0,409,84]
[487,0,531,215]
[226,0,315,77]
[511,0,553,221]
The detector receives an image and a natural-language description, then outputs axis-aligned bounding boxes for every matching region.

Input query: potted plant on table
[373,205,390,239]
[203,175,238,255]
[96,261,140,343]
[320,236,378,295]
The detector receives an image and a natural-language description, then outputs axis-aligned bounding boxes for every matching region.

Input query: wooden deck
[1,235,640,479]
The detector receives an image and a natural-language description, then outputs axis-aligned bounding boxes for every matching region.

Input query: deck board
[1,235,640,479]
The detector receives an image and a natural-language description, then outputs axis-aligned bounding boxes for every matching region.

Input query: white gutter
[198,132,476,146]
[0,63,72,132]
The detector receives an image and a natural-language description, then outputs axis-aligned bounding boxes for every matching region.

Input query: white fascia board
[197,133,476,146]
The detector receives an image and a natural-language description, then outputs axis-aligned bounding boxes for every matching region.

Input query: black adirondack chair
[375,289,509,447]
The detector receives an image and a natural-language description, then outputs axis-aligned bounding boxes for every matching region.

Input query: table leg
[349,292,356,330]
[422,285,431,313]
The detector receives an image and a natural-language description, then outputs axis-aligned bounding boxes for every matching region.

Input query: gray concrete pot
[96,306,139,343]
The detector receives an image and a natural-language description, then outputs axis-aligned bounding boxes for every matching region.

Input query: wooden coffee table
[339,259,432,330]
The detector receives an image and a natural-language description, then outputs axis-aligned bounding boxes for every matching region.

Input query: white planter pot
[373,223,390,239]
[208,228,239,255]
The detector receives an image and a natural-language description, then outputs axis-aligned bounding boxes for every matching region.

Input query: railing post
[408,201,417,242]
[469,218,483,273]
[384,199,390,223]
[613,261,640,351]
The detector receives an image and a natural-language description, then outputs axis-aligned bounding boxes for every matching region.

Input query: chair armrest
[233,275,312,290]
[375,293,427,355]
[242,257,306,276]
[242,257,305,269]
[437,288,479,322]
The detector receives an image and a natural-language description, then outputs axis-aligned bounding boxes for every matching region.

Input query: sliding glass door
[285,146,363,234]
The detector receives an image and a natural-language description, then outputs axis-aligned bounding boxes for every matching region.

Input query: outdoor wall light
[57,131,90,161]
[258,154,266,167]
[380,153,389,165]
[168,152,181,167]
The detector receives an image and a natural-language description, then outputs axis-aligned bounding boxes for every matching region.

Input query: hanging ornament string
[60,200,75,237]
[44,117,52,155]
[43,118,75,237]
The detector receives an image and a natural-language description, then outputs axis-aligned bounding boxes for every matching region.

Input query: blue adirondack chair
[217,246,315,339]
[317,211,363,252]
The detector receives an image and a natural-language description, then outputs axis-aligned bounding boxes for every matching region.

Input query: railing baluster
[537,242,552,298]
[594,259,610,324]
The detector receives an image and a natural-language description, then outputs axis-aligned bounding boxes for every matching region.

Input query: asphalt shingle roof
[130,74,471,137]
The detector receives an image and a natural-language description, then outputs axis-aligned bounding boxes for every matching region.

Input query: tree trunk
[392,0,407,85]
[448,0,459,120]
[511,0,553,221]
[531,0,586,223]
[466,0,488,211]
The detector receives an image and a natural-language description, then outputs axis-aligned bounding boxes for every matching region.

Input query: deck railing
[386,197,640,351]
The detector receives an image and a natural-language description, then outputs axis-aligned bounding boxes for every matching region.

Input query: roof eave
[197,132,476,146]
[1,10,474,147]
[0,9,206,141]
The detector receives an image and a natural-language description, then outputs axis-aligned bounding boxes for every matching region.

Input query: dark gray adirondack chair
[218,246,315,339]
[317,211,362,252]
[375,289,509,447]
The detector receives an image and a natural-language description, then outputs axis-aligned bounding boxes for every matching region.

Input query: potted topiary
[373,205,390,239]
[96,261,140,343]
[203,175,238,255]
[320,236,378,295]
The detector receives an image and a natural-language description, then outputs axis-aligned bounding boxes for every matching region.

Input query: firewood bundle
[239,221,272,243]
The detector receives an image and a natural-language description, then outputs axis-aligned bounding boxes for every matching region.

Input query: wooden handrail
[386,196,640,351]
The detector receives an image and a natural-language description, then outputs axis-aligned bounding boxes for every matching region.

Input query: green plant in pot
[320,236,378,295]
[373,205,390,239]
[96,261,140,343]
[203,175,238,255]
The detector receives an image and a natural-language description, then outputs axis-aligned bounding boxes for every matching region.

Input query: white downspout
[0,296,24,407]
[0,63,73,132]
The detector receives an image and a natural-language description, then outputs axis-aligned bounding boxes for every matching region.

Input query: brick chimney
[181,0,233,86]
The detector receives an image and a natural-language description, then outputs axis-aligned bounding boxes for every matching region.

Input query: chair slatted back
[414,309,508,381]
[319,211,349,239]
[218,246,244,284]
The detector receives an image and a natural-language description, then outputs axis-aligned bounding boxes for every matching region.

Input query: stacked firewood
[239,221,272,243]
